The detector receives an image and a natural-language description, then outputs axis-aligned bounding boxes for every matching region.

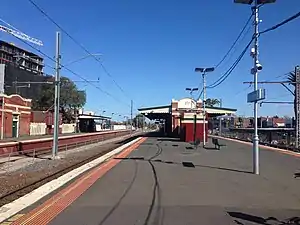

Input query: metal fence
[212,128,298,152]
[0,131,134,172]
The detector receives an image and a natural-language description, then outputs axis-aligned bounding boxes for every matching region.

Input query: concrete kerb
[0,136,143,223]
[210,135,300,157]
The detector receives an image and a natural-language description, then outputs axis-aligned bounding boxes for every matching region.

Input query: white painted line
[0,137,142,223]
[210,135,300,157]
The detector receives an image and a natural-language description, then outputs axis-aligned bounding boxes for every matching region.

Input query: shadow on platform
[114,157,252,174]
[228,211,300,225]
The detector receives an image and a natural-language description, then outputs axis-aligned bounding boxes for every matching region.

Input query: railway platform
[1,133,300,224]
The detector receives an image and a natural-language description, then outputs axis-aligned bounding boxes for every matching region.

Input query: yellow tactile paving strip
[7,137,147,225]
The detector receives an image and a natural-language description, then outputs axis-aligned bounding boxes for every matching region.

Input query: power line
[194,13,253,98]
[194,38,252,100]
[13,33,130,107]
[215,13,254,69]
[27,0,130,98]
[260,10,300,35]
[195,88,203,101]
[207,38,254,89]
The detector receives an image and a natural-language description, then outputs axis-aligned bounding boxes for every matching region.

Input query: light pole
[185,88,199,100]
[195,67,215,147]
[234,0,276,175]
[101,111,106,129]
[111,113,114,130]
[186,87,199,144]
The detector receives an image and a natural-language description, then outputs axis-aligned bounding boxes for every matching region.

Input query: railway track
[0,134,141,207]
[0,131,132,166]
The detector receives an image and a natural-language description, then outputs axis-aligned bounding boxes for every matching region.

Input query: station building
[0,94,32,138]
[138,98,236,142]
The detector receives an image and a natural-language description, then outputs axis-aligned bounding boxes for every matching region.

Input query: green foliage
[32,76,86,122]
[205,98,221,107]
[132,114,146,128]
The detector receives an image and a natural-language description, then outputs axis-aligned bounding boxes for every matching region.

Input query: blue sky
[1,0,300,119]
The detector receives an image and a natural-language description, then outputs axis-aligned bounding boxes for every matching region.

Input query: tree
[205,98,220,107]
[32,76,86,123]
[132,114,146,128]
[287,71,297,121]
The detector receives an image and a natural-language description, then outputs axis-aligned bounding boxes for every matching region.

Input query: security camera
[256,63,263,71]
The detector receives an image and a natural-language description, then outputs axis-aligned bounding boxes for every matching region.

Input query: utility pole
[202,73,207,146]
[52,31,61,159]
[130,100,133,135]
[252,0,260,174]
[295,66,300,149]
[1,95,4,140]
[235,0,276,177]
[195,67,214,147]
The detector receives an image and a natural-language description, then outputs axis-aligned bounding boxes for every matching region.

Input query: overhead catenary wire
[195,37,253,101]
[194,14,253,101]
[215,13,254,69]
[27,0,130,99]
[13,34,130,107]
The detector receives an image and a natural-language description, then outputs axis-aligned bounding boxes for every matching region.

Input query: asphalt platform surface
[35,134,300,224]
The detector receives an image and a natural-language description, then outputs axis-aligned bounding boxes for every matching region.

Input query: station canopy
[78,114,111,120]
[138,105,171,120]
[138,98,237,121]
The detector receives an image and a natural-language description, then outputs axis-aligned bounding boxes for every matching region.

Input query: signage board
[247,88,266,103]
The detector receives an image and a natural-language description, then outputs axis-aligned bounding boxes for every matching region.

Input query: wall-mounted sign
[178,98,197,109]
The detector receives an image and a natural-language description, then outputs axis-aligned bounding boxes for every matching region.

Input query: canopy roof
[138,103,237,120]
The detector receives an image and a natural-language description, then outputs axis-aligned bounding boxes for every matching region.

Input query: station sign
[247,88,266,103]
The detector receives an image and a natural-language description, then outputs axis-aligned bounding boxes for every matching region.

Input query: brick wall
[0,94,31,138]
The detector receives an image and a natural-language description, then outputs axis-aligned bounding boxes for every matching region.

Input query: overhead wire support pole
[195,67,214,146]
[52,31,61,159]
[243,81,297,84]
[243,81,295,95]
[130,100,133,135]
[260,101,293,105]
[202,72,207,147]
[1,94,4,140]
[295,66,300,150]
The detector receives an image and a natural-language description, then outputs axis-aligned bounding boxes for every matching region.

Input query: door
[12,120,18,138]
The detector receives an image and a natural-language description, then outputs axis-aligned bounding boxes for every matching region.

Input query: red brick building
[0,94,31,138]
[31,111,63,134]
[138,98,237,142]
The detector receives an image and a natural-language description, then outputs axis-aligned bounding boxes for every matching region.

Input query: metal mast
[52,32,61,159]
[252,0,260,175]
[295,66,300,149]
